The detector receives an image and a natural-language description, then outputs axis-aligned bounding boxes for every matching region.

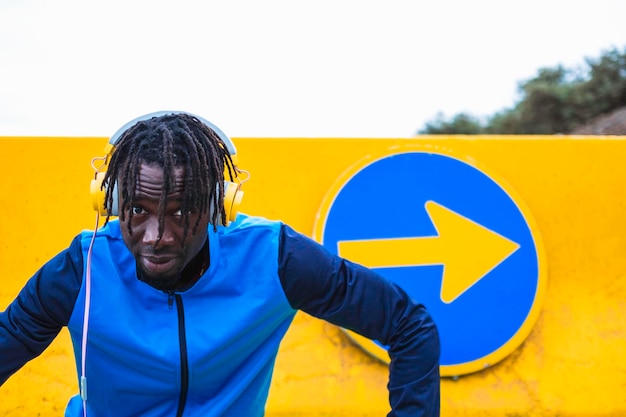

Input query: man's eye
[171,208,193,217]
[131,206,146,215]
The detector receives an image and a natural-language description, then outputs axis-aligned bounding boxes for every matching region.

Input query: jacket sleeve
[0,235,84,386]
[277,224,440,417]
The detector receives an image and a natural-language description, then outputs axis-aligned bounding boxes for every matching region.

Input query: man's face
[119,163,209,290]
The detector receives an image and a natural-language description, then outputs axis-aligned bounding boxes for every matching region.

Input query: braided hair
[102,113,237,241]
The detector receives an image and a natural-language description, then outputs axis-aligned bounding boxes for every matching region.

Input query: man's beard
[136,267,182,292]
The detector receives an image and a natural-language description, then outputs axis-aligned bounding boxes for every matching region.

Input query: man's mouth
[141,254,177,274]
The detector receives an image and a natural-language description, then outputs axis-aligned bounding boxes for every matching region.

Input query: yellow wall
[1,135,625,416]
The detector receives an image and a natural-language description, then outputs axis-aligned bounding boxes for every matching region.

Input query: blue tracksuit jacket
[0,214,440,416]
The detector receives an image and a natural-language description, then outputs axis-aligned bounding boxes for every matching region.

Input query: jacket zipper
[174,293,189,417]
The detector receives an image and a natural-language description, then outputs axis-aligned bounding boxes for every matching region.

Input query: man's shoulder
[77,219,124,246]
[219,213,283,234]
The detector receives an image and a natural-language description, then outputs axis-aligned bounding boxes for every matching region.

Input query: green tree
[488,66,581,134]
[419,112,484,134]
[577,48,626,118]
[418,46,626,134]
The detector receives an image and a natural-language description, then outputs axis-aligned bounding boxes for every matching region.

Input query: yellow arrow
[337,200,520,304]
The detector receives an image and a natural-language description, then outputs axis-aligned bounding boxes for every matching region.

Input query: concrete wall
[1,135,625,416]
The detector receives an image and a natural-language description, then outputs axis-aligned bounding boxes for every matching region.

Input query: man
[0,112,440,416]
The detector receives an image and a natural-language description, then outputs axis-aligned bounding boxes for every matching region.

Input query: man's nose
[143,216,174,248]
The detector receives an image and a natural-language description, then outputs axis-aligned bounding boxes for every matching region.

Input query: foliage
[418,46,626,134]
[419,113,484,134]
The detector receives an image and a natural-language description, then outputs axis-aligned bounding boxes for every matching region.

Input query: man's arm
[277,225,440,417]
[0,235,83,385]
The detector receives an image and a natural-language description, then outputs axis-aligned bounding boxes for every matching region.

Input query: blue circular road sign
[313,151,546,377]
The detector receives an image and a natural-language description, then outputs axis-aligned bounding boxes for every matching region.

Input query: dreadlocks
[102,113,237,241]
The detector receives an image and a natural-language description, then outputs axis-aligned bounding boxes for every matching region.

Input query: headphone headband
[107,111,237,160]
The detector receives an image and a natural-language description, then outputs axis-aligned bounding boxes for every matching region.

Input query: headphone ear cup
[223,181,243,224]
[90,172,119,216]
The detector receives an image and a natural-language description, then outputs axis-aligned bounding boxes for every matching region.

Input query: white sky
[0,0,624,138]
